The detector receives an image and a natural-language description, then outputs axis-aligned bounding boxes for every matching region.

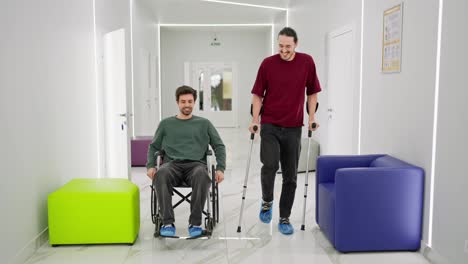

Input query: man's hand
[249,122,260,134]
[215,170,224,184]
[147,168,157,180]
[309,120,320,131]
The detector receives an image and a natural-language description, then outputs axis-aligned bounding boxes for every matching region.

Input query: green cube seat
[48,178,140,245]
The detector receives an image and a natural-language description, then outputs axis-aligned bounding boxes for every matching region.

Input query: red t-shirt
[251,52,321,127]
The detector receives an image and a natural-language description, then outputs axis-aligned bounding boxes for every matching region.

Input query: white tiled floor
[24,128,430,264]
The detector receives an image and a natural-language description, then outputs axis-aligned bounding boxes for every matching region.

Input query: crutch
[301,102,319,231]
[236,125,258,233]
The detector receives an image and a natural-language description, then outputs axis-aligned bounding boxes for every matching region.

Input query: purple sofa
[316,154,425,252]
[131,136,153,167]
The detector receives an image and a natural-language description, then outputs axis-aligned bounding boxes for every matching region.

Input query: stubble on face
[278,35,297,61]
[177,94,195,118]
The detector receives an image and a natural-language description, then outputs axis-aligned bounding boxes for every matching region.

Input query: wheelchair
[150,149,219,239]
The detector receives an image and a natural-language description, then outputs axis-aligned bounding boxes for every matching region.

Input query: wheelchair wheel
[154,215,162,238]
[151,185,163,237]
[211,165,217,227]
[215,182,219,224]
[151,185,158,224]
[205,217,214,235]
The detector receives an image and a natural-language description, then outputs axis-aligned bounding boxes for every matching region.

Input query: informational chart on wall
[382,3,403,73]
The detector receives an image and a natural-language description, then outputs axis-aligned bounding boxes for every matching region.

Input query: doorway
[103,28,131,179]
[326,25,358,154]
[185,62,238,127]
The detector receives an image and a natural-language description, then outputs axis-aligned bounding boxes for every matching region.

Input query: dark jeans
[260,123,302,218]
[153,160,211,226]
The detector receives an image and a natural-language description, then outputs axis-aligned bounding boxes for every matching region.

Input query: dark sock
[262,200,273,211]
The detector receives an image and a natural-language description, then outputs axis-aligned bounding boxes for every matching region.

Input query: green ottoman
[48,178,140,245]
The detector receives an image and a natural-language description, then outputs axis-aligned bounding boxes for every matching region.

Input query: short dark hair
[278,27,298,43]
[175,85,197,102]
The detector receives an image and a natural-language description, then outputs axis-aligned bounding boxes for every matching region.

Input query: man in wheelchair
[146,85,226,238]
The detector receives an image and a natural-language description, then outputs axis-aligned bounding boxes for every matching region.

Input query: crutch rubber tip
[237,226,242,233]
[301,225,305,231]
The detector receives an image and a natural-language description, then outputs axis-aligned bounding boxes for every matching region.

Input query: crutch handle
[250,125,258,140]
[308,123,317,137]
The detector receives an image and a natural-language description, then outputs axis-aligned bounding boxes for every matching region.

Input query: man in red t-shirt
[250,27,321,235]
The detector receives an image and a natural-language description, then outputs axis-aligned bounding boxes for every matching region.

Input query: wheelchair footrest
[158,230,211,240]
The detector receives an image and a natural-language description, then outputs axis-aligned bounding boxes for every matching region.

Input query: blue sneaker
[278,218,294,235]
[188,225,203,237]
[259,201,273,223]
[160,224,176,237]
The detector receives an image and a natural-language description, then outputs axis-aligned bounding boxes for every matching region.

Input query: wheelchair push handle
[250,125,258,140]
[154,149,165,157]
[155,149,166,169]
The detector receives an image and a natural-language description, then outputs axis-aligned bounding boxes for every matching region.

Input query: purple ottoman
[131,136,153,167]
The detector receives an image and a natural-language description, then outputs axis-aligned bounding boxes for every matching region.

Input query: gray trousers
[153,160,211,226]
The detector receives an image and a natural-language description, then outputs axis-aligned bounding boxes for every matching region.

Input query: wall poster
[382,3,403,73]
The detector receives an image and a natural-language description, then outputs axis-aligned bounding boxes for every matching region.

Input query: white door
[103,28,130,179]
[327,27,356,154]
[185,62,237,127]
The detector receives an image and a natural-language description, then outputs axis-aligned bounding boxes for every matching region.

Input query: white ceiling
[197,0,289,8]
[142,0,289,9]
[138,0,289,24]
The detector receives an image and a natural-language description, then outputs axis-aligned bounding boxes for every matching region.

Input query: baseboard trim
[420,240,451,264]
[10,227,49,264]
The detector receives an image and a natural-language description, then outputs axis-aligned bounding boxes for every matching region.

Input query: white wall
[288,0,362,146]
[291,0,467,262]
[360,0,439,244]
[160,27,270,128]
[132,0,159,137]
[0,0,98,263]
[273,12,287,55]
[431,1,468,263]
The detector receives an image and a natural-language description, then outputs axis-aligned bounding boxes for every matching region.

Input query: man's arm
[207,121,226,173]
[307,93,319,131]
[250,60,266,133]
[306,55,321,131]
[146,123,164,169]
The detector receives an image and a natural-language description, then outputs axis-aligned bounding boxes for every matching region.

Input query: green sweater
[146,115,226,172]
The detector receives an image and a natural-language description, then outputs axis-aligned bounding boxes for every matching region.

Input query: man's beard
[180,107,193,115]
[280,52,293,60]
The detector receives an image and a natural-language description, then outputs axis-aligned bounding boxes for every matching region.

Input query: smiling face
[177,93,195,116]
[278,35,297,61]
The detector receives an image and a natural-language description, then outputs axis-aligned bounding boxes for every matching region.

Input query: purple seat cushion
[131,136,153,167]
